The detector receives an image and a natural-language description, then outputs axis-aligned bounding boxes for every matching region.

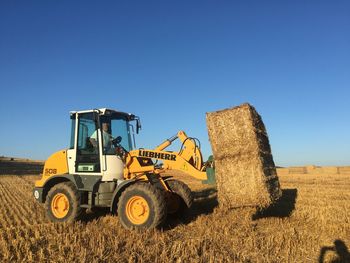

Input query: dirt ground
[0,159,349,262]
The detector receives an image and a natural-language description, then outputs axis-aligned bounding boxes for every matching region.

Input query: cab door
[74,112,102,174]
[101,115,131,181]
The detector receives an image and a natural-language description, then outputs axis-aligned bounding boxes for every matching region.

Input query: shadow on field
[252,188,298,220]
[318,239,350,263]
[78,188,219,229]
[191,188,218,215]
[164,187,218,229]
[79,208,111,222]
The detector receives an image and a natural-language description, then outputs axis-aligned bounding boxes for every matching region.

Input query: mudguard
[33,174,101,203]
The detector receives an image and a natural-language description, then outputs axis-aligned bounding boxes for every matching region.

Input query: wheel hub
[126,196,150,225]
[51,193,69,219]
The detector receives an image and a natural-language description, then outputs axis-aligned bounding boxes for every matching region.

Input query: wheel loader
[33,108,213,229]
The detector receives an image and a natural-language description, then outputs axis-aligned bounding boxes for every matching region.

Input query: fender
[33,174,101,203]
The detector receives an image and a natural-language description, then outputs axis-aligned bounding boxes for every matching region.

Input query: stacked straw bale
[338,166,350,174]
[206,103,281,208]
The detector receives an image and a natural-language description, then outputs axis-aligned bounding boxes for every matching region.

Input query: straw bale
[288,167,307,174]
[277,168,289,176]
[312,167,322,174]
[338,166,350,174]
[321,166,339,174]
[206,103,281,208]
[306,165,317,174]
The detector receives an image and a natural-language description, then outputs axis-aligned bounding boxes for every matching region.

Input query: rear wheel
[45,182,84,222]
[166,179,193,217]
[118,183,167,229]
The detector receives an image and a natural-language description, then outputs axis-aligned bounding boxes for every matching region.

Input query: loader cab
[67,108,140,182]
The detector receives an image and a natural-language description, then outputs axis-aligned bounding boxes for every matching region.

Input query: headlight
[34,190,40,199]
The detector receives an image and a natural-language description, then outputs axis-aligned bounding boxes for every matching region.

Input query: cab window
[76,112,100,172]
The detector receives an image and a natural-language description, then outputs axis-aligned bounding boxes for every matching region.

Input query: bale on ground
[289,167,307,174]
[206,103,281,209]
[306,165,317,174]
[321,166,339,174]
[338,166,350,174]
[276,168,289,176]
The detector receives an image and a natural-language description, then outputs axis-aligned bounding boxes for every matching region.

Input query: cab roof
[70,108,136,120]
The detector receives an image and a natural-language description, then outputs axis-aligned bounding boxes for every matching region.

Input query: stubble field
[0,160,349,262]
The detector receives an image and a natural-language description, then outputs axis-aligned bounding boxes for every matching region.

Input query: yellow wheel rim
[51,193,70,219]
[125,196,150,225]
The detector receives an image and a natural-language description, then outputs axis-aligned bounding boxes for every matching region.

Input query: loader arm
[154,131,204,170]
[123,131,207,180]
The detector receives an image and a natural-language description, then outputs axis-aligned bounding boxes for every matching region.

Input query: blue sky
[0,1,349,166]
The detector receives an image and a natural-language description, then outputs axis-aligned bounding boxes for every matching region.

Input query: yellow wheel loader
[33,108,212,229]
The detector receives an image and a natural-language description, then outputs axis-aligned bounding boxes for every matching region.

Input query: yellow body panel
[122,130,207,181]
[125,148,207,181]
[163,155,207,180]
[35,150,69,187]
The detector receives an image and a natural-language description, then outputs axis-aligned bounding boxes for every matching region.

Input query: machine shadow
[318,239,350,263]
[252,188,298,220]
[190,188,218,216]
[79,188,219,227]
[79,188,296,227]
[164,187,218,230]
[79,188,219,228]
[79,208,111,223]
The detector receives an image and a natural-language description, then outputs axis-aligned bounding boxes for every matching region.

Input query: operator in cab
[90,122,115,154]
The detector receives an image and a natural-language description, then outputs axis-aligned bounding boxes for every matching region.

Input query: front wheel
[45,182,84,222]
[117,183,167,229]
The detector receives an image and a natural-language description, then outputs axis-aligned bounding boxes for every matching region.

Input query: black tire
[45,181,84,223]
[117,183,167,229]
[165,179,193,217]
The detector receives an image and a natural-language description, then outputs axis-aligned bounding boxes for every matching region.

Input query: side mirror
[136,117,142,134]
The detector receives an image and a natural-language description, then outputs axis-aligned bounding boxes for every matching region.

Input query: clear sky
[0,1,349,166]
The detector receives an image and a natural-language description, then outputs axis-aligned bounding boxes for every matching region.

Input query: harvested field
[206,104,281,208]
[0,168,349,262]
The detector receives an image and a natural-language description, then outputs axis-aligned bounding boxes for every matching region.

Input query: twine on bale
[206,103,282,209]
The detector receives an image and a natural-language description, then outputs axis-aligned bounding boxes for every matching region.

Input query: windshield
[100,114,133,155]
